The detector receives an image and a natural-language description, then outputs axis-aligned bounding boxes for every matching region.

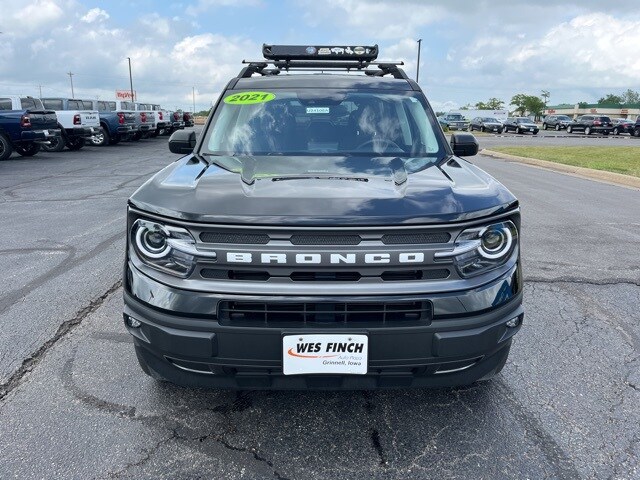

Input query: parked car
[183,111,194,127]
[134,103,157,140]
[124,44,523,390]
[503,117,539,135]
[115,100,142,141]
[611,118,635,136]
[437,113,469,131]
[469,117,503,133]
[634,117,640,138]
[40,98,100,151]
[566,115,612,135]
[83,100,137,146]
[166,110,185,134]
[0,95,60,160]
[149,104,170,136]
[542,115,572,131]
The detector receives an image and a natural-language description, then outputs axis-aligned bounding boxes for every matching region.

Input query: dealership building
[543,103,640,120]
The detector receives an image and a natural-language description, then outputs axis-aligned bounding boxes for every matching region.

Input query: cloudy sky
[1,0,639,112]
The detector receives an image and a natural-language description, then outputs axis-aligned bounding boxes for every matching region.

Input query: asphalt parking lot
[1,133,639,479]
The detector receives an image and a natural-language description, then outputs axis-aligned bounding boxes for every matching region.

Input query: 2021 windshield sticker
[223,92,276,105]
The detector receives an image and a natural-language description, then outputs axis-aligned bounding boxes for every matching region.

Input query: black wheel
[585,126,591,135]
[91,127,110,147]
[634,128,640,138]
[66,137,85,151]
[516,127,522,134]
[14,143,40,157]
[555,124,561,131]
[498,128,503,134]
[149,130,158,138]
[613,127,619,136]
[109,134,121,145]
[42,133,66,152]
[481,126,485,132]
[567,126,573,134]
[543,123,548,130]
[468,125,473,132]
[0,134,13,160]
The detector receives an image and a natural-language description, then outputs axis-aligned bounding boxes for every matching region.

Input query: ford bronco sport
[124,45,523,389]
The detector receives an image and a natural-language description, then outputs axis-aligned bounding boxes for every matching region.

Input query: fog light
[126,316,142,328]
[506,316,521,328]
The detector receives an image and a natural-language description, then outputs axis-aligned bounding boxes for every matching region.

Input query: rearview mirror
[168,130,197,154]
[450,133,479,157]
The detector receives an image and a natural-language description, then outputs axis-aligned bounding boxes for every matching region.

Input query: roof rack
[237,44,409,80]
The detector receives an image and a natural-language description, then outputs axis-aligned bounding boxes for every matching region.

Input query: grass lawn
[490,146,640,178]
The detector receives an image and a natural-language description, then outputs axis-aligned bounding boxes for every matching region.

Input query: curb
[480,149,640,190]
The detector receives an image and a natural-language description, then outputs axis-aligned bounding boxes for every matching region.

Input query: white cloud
[3,0,64,35]
[185,0,261,16]
[299,0,448,39]
[80,8,110,23]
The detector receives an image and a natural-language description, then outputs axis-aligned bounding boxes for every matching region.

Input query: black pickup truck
[0,95,60,160]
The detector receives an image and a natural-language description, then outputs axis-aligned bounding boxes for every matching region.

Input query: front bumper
[124,261,523,389]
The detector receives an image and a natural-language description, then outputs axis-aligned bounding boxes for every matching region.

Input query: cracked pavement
[1,135,639,479]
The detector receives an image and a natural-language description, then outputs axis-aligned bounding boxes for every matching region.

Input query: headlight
[435,220,518,278]
[130,219,215,277]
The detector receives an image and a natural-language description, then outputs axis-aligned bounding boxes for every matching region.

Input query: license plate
[283,334,368,375]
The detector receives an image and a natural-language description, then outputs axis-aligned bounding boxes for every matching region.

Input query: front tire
[66,137,85,150]
[555,124,561,131]
[543,123,548,130]
[14,143,40,157]
[0,134,13,160]
[567,126,573,133]
[613,127,619,136]
[585,126,592,135]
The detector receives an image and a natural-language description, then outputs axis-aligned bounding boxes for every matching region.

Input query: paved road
[1,136,639,479]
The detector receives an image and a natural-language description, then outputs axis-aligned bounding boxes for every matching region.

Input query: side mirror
[168,130,197,154]
[450,132,479,157]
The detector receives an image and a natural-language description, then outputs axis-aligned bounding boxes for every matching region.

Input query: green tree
[621,89,640,104]
[510,94,528,116]
[598,94,623,105]
[486,97,505,109]
[474,101,489,109]
[524,96,545,120]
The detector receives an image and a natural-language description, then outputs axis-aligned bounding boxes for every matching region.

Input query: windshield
[202,89,445,162]
[557,115,571,120]
[483,117,499,122]
[516,118,532,123]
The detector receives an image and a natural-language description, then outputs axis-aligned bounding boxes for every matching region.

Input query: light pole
[67,72,74,98]
[127,57,134,103]
[192,86,196,113]
[416,39,422,83]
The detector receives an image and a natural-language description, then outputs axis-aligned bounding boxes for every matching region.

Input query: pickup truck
[167,110,185,133]
[40,98,100,151]
[84,100,137,146]
[134,103,157,140]
[183,111,194,127]
[0,95,60,160]
[151,104,170,136]
[438,113,469,131]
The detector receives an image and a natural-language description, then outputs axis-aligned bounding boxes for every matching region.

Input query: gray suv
[542,115,571,131]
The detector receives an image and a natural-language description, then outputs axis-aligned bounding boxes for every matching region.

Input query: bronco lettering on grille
[225,252,426,264]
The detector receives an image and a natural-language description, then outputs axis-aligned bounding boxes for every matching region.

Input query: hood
[129,155,517,225]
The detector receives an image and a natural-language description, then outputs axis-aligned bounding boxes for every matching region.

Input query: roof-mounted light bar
[262,44,379,62]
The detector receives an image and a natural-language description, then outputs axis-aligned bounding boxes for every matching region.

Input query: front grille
[382,232,450,244]
[200,268,450,282]
[200,232,269,244]
[218,300,432,327]
[290,234,361,245]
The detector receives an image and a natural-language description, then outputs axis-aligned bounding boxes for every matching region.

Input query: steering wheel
[355,138,403,153]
